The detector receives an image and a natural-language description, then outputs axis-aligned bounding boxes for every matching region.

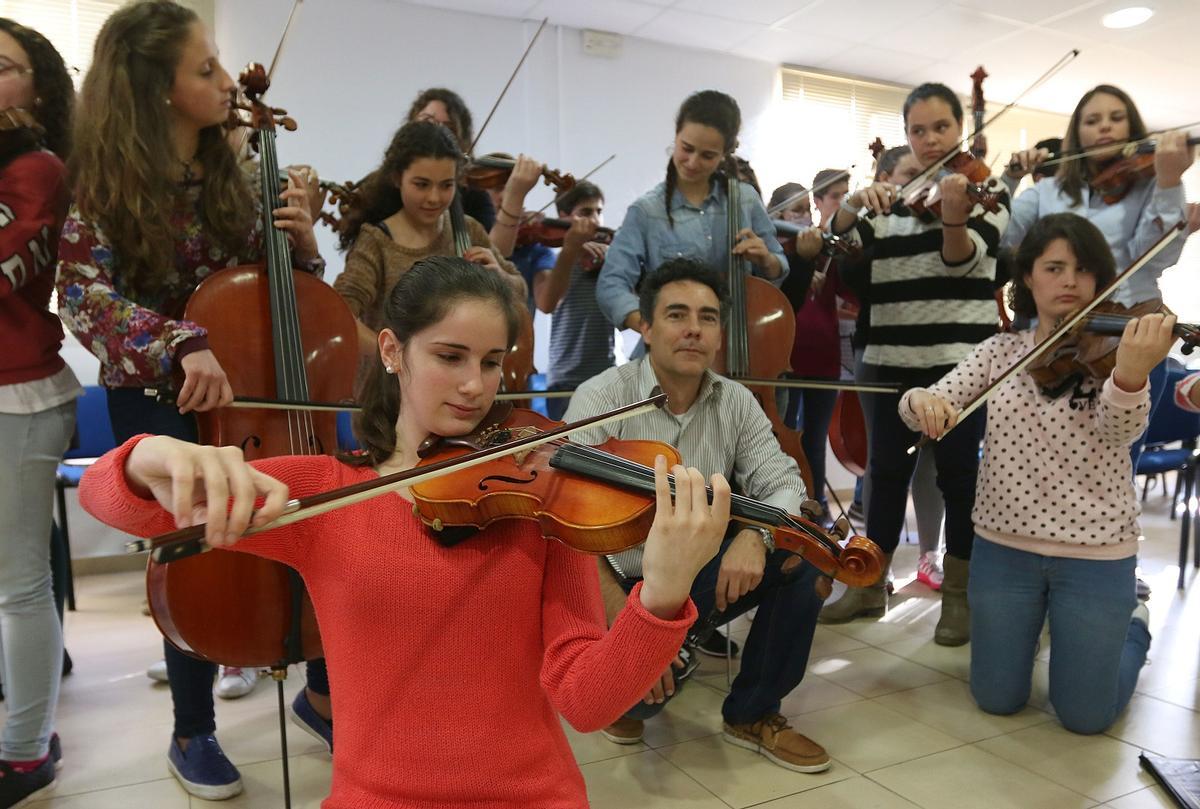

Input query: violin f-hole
[478,470,538,491]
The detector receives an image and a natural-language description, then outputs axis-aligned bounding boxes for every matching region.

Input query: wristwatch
[752,526,776,554]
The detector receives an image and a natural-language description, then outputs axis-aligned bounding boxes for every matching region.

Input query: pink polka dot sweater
[899,331,1151,560]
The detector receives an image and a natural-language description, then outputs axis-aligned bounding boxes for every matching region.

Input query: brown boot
[818,553,892,624]
[934,553,970,647]
[601,717,644,744]
[723,713,831,773]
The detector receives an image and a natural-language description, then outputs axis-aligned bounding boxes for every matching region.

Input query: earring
[384,365,395,374]
[165,97,172,106]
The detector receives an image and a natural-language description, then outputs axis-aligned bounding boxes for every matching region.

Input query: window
[0,0,124,84]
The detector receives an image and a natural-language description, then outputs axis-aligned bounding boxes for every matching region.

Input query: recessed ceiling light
[1101,6,1154,28]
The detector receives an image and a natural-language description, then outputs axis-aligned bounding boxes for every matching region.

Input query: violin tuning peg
[798,498,823,522]
[831,517,852,542]
[278,116,298,131]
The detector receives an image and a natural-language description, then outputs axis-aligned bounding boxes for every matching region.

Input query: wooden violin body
[411,408,884,586]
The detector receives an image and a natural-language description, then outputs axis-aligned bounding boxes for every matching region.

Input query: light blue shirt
[1001,176,1188,306]
[596,179,788,329]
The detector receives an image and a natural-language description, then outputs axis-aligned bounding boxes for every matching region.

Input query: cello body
[147,268,358,667]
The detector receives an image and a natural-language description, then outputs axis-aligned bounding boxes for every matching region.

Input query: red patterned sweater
[81,436,695,809]
[0,149,70,386]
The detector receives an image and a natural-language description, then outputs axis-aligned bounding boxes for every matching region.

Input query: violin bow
[230,0,304,158]
[908,222,1186,454]
[527,153,617,217]
[468,17,549,156]
[126,393,667,561]
[888,49,1081,204]
[765,164,857,218]
[1027,122,1200,173]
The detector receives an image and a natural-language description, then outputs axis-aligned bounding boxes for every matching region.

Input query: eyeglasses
[0,63,33,80]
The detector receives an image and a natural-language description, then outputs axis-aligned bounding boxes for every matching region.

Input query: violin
[1028,300,1199,398]
[0,107,41,134]
[515,214,614,272]
[128,398,887,588]
[1089,135,1200,204]
[465,152,576,195]
[773,220,860,260]
[896,151,1003,222]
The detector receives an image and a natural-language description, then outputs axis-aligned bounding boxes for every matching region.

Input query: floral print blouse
[56,181,323,388]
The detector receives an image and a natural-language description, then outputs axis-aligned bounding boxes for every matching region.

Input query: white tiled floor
[9,486,1200,808]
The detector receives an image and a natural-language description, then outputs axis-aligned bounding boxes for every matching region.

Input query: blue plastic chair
[1135,368,1200,589]
[336,410,360,452]
[54,386,118,610]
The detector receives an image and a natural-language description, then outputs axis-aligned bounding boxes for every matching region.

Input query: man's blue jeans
[969,536,1149,734]
[622,536,823,726]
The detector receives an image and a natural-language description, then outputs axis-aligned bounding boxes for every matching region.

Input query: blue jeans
[622,537,823,725]
[0,402,75,760]
[784,387,838,511]
[969,536,1149,734]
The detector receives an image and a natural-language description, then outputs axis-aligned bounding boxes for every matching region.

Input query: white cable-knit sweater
[899,331,1150,560]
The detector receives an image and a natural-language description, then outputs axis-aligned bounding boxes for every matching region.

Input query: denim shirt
[596,179,788,328]
[1001,176,1188,306]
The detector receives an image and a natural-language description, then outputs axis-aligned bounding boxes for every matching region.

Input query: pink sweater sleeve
[538,541,696,732]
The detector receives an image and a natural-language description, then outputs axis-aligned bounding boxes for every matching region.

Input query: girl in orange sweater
[79,256,731,808]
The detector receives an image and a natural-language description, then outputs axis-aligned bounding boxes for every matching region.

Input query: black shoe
[696,629,740,659]
[0,755,55,808]
[61,650,72,678]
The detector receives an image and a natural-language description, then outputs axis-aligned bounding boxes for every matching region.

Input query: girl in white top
[904,212,1176,734]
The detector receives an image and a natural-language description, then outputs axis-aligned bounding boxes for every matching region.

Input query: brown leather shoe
[723,713,831,772]
[601,718,644,745]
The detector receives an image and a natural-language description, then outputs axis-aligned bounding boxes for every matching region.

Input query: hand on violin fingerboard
[275,168,320,263]
[937,174,974,222]
[125,436,290,548]
[1113,313,1178,392]
[1004,147,1051,182]
[1154,130,1195,189]
[638,456,731,620]
[906,390,958,440]
[849,182,898,217]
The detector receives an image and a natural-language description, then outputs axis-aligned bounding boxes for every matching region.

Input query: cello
[714,166,816,496]
[145,64,357,669]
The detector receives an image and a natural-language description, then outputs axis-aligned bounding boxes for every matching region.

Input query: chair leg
[1142,473,1152,502]
[1180,465,1194,590]
[54,482,76,611]
[1172,470,1184,518]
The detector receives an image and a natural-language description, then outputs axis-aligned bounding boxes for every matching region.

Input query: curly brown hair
[70,0,253,300]
[406,87,475,151]
[1007,212,1116,319]
[0,17,74,161]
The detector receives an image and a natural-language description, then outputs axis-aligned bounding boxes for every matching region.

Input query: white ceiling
[403,0,1200,128]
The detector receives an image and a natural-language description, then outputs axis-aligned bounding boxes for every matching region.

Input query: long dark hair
[0,18,73,163]
[1057,85,1147,207]
[338,121,463,250]
[406,87,474,151]
[665,90,741,227]
[71,0,253,301]
[350,256,523,466]
[1008,212,1116,319]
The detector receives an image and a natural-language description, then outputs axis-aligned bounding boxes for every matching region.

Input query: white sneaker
[1132,602,1150,628]
[147,659,168,683]
[216,667,260,700]
[917,551,944,590]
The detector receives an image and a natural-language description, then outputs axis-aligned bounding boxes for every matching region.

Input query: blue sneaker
[289,689,333,754]
[166,735,242,800]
